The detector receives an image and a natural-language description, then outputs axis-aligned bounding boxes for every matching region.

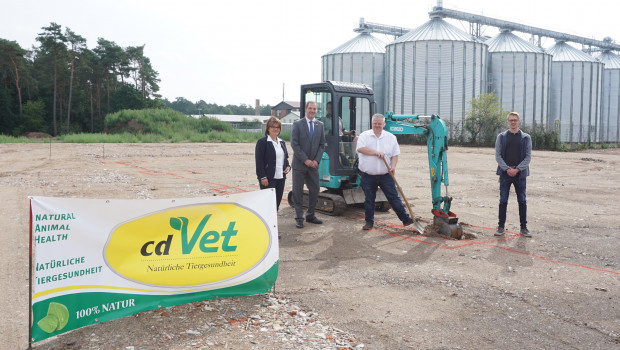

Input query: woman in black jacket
[255,117,290,210]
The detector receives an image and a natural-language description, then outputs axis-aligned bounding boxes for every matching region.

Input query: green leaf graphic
[48,302,69,331]
[170,217,182,230]
[37,314,59,334]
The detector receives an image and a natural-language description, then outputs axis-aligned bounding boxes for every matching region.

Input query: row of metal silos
[321,16,620,143]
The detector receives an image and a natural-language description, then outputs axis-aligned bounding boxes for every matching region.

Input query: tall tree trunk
[52,53,58,136]
[58,91,64,134]
[8,56,23,117]
[96,80,102,131]
[90,82,94,133]
[106,72,110,114]
[141,64,146,98]
[66,57,75,134]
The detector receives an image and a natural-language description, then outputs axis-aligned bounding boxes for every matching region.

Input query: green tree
[75,48,98,132]
[0,82,16,134]
[464,92,507,145]
[169,97,195,115]
[0,39,28,119]
[36,22,67,136]
[17,99,47,134]
[111,84,146,111]
[126,45,160,99]
[93,38,124,115]
[260,104,272,116]
[64,28,86,134]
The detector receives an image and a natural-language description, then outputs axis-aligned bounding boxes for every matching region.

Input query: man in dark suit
[291,101,326,228]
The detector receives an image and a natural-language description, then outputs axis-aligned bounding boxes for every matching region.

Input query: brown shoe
[403,217,414,226]
[362,222,373,230]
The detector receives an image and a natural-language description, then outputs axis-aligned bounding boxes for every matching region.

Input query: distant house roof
[271,101,300,110]
[191,114,271,123]
[280,111,301,124]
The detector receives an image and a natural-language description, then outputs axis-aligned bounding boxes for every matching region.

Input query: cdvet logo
[104,204,271,287]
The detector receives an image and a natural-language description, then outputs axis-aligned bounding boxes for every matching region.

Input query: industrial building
[321,3,620,143]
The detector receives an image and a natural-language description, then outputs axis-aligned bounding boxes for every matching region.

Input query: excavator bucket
[433,215,463,239]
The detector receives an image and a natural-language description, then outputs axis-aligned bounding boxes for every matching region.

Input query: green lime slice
[47,302,69,331]
[37,314,59,333]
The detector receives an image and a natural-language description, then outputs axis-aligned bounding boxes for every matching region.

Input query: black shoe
[403,217,414,226]
[306,216,323,224]
[362,222,373,230]
[520,227,532,237]
[495,226,505,236]
[295,219,304,229]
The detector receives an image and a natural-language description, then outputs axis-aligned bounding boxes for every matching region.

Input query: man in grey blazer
[291,101,326,228]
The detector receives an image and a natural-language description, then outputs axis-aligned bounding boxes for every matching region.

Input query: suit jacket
[255,136,290,181]
[291,117,326,170]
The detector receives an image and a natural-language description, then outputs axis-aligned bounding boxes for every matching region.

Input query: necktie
[309,120,314,142]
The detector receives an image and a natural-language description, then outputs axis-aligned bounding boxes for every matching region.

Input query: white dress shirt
[356,130,400,175]
[268,136,285,179]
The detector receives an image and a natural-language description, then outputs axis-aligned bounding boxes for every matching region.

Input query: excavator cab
[300,81,374,190]
[289,81,389,216]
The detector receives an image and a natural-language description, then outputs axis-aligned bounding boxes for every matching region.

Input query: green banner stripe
[31,261,278,342]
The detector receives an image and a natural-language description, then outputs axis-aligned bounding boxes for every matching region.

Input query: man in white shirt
[356,114,414,230]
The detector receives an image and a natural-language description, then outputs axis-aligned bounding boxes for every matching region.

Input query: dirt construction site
[1,142,619,349]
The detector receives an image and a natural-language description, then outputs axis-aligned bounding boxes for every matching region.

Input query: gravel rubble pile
[37,292,364,350]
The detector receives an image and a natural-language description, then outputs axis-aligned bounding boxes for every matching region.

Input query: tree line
[0,22,272,137]
[0,23,162,136]
[162,97,272,117]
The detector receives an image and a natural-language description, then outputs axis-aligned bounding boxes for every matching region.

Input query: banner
[29,190,279,342]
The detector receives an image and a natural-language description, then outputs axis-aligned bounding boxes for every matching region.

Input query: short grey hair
[372,113,385,122]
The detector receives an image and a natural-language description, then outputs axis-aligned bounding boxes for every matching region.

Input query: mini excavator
[287,81,462,239]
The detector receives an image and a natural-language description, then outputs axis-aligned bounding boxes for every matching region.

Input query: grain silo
[321,32,386,127]
[547,41,603,143]
[385,16,487,137]
[486,30,551,127]
[598,50,620,143]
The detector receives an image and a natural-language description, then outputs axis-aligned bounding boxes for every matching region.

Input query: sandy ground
[1,142,619,349]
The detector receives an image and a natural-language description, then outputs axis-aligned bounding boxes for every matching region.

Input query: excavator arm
[384,113,463,238]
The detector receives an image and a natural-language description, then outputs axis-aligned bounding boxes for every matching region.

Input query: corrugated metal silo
[598,50,620,143]
[486,30,551,127]
[547,41,603,143]
[322,32,386,128]
[385,16,488,137]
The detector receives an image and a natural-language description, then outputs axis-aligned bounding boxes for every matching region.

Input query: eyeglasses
[508,119,519,122]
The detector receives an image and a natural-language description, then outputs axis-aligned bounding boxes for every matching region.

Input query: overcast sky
[3,0,620,106]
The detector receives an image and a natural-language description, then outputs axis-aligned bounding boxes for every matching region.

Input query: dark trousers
[498,172,527,229]
[360,172,410,224]
[292,167,319,220]
[260,178,286,210]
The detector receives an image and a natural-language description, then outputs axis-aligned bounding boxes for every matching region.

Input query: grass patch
[0,134,48,143]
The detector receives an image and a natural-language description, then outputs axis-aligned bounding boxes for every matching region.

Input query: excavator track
[287,190,348,216]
